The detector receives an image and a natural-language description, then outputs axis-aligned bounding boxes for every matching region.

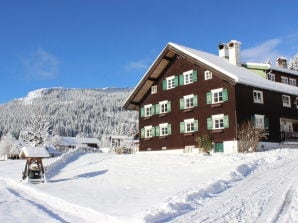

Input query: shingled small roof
[123,42,298,110]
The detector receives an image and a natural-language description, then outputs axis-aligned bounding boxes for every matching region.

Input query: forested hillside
[0,88,138,146]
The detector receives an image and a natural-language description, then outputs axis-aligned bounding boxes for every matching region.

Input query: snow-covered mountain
[0,87,138,146]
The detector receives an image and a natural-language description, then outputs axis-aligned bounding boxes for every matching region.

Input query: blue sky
[0,0,297,103]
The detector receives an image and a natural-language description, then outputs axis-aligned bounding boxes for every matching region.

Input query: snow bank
[45,148,85,179]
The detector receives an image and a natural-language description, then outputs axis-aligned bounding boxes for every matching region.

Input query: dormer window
[267,73,275,81]
[281,76,289,84]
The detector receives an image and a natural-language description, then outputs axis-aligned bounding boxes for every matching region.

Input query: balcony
[280,132,298,142]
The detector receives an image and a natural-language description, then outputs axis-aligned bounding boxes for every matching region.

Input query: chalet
[123,40,298,153]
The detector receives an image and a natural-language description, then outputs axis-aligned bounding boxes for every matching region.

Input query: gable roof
[124,42,298,110]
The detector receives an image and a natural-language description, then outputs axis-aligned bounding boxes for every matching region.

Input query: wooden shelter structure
[20,146,49,183]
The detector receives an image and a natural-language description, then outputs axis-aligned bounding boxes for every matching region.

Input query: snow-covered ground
[0,148,298,223]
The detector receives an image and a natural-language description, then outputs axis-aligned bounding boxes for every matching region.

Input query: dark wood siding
[235,84,298,142]
[139,56,237,151]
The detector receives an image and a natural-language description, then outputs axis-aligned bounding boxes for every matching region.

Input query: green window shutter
[180,122,185,133]
[155,126,160,137]
[265,117,269,130]
[223,89,228,101]
[194,120,199,131]
[141,128,145,138]
[224,115,229,128]
[179,74,184,85]
[174,76,179,87]
[151,127,155,137]
[207,118,213,130]
[179,98,184,110]
[193,95,198,107]
[206,92,212,104]
[140,108,145,117]
[162,80,167,90]
[192,70,198,82]
[155,104,160,115]
[168,124,172,135]
[151,106,155,115]
[167,101,171,112]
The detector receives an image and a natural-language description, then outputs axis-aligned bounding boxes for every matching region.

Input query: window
[254,114,265,129]
[151,85,157,94]
[253,90,263,104]
[141,104,154,117]
[180,94,198,109]
[144,126,153,138]
[282,95,291,107]
[184,70,193,85]
[158,123,171,136]
[289,78,297,86]
[141,126,154,138]
[159,100,170,114]
[162,75,178,90]
[207,114,229,130]
[179,70,198,85]
[206,88,228,104]
[267,73,275,81]
[281,76,289,84]
[212,88,223,103]
[180,119,198,133]
[204,70,212,80]
[296,97,298,109]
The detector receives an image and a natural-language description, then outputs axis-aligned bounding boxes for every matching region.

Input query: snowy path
[171,155,298,223]
[0,178,118,223]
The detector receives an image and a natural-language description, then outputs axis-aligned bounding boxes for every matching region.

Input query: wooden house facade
[123,41,298,152]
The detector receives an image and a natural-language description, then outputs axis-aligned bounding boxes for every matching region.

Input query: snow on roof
[20,146,49,158]
[244,62,298,76]
[55,136,100,146]
[169,42,298,95]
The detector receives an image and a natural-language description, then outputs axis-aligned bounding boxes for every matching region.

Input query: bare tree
[237,120,267,153]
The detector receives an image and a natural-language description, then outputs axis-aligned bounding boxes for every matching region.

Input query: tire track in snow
[1,178,122,223]
[6,187,69,223]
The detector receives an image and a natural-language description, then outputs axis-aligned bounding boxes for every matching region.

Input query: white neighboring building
[109,135,139,152]
[51,136,100,152]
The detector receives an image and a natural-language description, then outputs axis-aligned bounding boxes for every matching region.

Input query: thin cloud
[125,59,151,72]
[241,39,282,63]
[21,48,61,80]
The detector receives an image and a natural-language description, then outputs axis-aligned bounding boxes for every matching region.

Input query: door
[215,142,224,152]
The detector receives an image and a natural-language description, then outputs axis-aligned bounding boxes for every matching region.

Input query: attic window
[151,85,157,94]
[204,70,212,80]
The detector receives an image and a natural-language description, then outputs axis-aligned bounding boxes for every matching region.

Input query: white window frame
[281,76,289,84]
[282,95,291,107]
[204,70,212,80]
[254,114,265,129]
[184,94,194,109]
[159,100,168,114]
[289,78,297,86]
[211,88,223,104]
[183,70,194,85]
[166,76,175,89]
[253,90,264,104]
[144,126,153,138]
[212,114,224,130]
[151,85,157,94]
[184,118,195,133]
[159,123,169,136]
[267,73,275,81]
[144,104,153,117]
